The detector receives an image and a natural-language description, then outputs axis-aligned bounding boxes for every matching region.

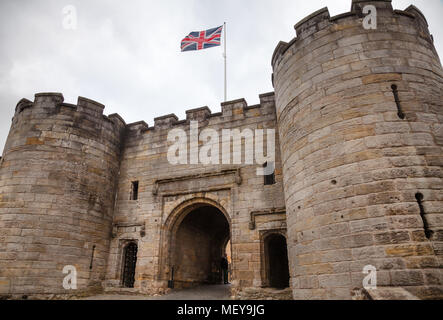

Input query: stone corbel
[140,223,146,237]
[235,168,242,185]
[111,225,118,238]
[152,182,159,196]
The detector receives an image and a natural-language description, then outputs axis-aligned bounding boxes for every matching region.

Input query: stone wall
[272,0,443,299]
[0,93,125,297]
[104,93,288,298]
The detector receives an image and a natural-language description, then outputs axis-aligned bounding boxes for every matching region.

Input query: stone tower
[272,0,443,299]
[0,93,126,296]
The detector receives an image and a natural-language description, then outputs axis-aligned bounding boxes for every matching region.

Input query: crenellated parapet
[272,0,443,120]
[12,93,126,140]
[126,121,149,136]
[8,91,277,145]
[124,92,276,136]
[272,0,436,72]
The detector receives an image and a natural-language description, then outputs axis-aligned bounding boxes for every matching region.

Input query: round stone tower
[272,0,443,299]
[0,93,126,297]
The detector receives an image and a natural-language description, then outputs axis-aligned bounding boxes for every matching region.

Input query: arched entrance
[264,233,289,289]
[122,242,138,288]
[164,199,231,289]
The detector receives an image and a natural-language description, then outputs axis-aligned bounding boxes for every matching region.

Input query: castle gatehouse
[0,0,442,300]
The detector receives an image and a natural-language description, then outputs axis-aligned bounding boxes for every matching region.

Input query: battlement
[186,106,211,122]
[77,96,105,117]
[403,5,428,26]
[272,0,433,68]
[15,92,102,118]
[154,114,179,128]
[108,113,127,129]
[133,92,276,133]
[126,121,150,137]
[34,92,65,104]
[15,98,33,113]
[11,93,128,148]
[13,92,276,138]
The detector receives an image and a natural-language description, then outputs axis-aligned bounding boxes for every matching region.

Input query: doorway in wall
[122,242,138,288]
[264,233,289,289]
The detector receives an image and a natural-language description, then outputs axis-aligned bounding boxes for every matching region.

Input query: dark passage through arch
[171,205,230,288]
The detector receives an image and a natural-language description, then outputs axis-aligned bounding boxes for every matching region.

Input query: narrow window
[264,162,276,185]
[130,181,139,200]
[416,193,432,239]
[391,84,405,120]
[89,245,96,270]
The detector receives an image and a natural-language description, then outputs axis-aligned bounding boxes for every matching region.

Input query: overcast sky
[1,0,442,153]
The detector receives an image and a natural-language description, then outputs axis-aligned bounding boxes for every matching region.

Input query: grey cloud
[1,0,442,153]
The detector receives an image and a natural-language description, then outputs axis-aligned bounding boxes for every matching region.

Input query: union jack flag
[181,25,223,52]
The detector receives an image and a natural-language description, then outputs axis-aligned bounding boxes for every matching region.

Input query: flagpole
[223,22,227,102]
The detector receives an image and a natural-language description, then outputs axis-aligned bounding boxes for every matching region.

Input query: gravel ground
[81,284,232,300]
